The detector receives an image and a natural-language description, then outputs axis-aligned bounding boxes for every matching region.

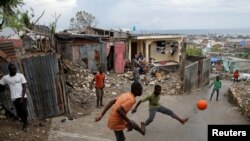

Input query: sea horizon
[132,28,250,36]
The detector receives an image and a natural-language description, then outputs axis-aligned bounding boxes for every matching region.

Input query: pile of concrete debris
[62,59,95,106]
[228,81,250,119]
[62,60,184,108]
[62,60,133,107]
[140,71,183,95]
[0,103,6,119]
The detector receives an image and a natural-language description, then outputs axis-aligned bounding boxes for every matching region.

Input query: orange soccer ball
[197,99,207,110]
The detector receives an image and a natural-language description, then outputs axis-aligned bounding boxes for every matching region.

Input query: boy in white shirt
[0,63,28,130]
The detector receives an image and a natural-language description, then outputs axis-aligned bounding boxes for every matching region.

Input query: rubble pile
[62,60,184,109]
[138,71,182,95]
[62,60,133,106]
[63,60,95,106]
[229,82,250,119]
[0,102,6,119]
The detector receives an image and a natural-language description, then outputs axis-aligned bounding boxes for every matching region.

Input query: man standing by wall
[0,63,28,131]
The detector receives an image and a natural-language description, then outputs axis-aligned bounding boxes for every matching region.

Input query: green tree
[211,44,221,52]
[70,11,97,29]
[186,44,203,56]
[0,0,24,28]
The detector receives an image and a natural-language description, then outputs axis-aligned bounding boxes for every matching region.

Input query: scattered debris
[228,82,250,119]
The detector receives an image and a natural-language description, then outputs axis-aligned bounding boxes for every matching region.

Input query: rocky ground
[0,116,50,141]
[228,81,250,119]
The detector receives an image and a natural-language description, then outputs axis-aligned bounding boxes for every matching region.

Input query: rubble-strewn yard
[62,59,184,118]
[228,81,250,119]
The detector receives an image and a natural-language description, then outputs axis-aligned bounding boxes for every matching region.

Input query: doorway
[107,46,114,71]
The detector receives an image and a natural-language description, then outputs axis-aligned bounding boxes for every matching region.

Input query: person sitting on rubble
[132,54,140,66]
[138,53,144,61]
[138,53,147,66]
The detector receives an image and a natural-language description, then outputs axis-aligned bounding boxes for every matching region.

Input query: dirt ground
[0,117,51,141]
[0,98,95,141]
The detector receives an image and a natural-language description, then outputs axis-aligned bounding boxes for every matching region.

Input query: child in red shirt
[90,67,105,108]
[233,69,239,83]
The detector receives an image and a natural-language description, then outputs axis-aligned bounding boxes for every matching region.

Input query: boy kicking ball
[132,85,189,127]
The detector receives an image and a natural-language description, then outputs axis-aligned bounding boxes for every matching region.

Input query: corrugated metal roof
[54,33,101,42]
[0,42,16,60]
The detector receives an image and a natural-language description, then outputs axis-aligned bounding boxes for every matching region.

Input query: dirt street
[48,80,250,141]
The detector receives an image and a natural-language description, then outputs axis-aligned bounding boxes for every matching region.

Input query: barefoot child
[132,85,189,127]
[95,82,145,141]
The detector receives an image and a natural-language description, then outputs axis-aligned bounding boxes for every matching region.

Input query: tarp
[210,57,221,63]
[240,41,246,47]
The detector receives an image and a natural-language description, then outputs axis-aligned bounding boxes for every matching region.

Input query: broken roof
[54,33,102,42]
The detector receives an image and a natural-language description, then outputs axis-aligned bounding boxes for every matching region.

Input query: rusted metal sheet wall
[72,46,80,64]
[0,42,16,60]
[202,58,210,86]
[82,43,106,72]
[0,55,67,120]
[183,62,198,93]
[22,55,65,118]
[56,41,72,61]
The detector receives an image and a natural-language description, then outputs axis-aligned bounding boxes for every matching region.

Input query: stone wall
[228,82,250,119]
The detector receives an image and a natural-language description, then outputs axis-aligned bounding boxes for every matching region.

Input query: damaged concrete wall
[56,39,107,72]
[56,41,72,61]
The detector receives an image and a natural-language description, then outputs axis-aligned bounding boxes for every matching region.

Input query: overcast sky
[23,0,250,31]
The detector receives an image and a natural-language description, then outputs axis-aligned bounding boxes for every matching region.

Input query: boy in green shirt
[132,85,189,126]
[209,76,222,101]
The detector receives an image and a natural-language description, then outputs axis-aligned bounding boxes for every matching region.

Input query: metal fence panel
[183,62,198,93]
[202,58,210,86]
[22,55,64,118]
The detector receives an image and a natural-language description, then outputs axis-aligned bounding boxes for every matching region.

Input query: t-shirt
[0,73,27,101]
[233,71,239,78]
[108,92,136,131]
[95,73,105,88]
[142,93,160,109]
[213,80,221,90]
